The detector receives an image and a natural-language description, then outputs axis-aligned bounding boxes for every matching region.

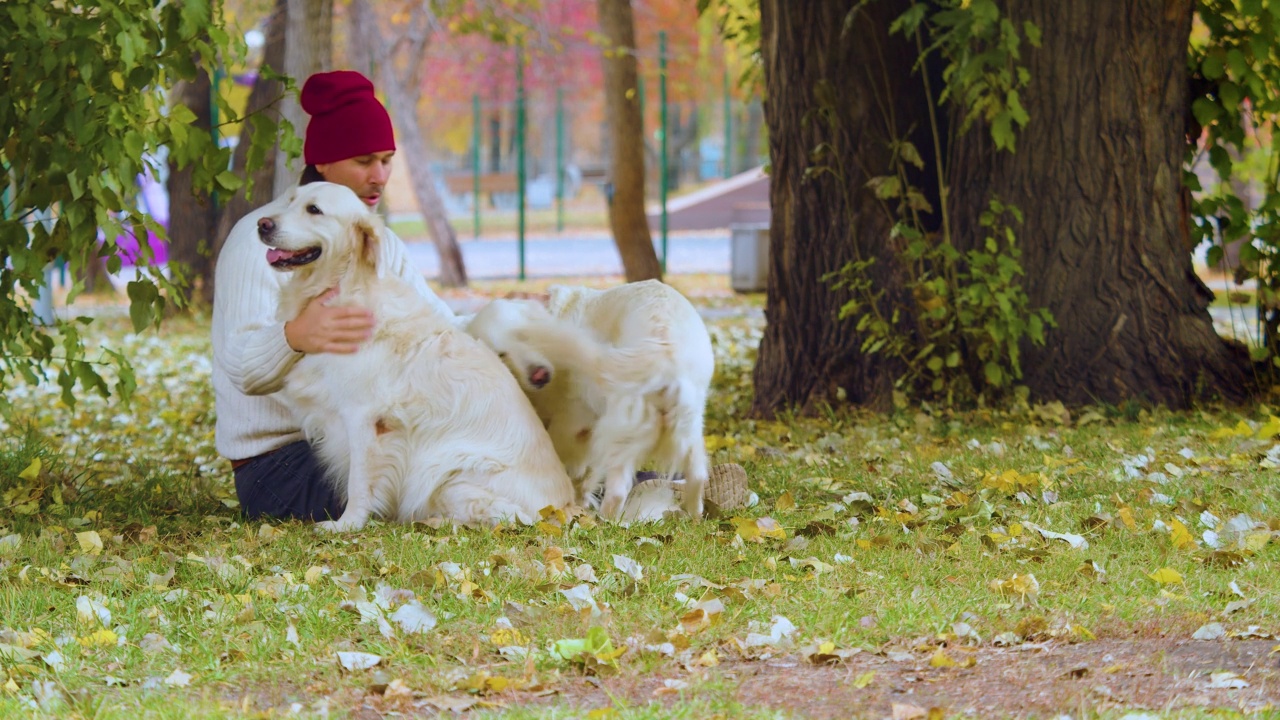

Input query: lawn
[0,284,1278,719]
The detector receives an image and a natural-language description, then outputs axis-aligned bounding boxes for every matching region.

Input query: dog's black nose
[257,217,276,238]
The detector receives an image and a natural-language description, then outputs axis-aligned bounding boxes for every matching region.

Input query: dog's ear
[354,217,385,278]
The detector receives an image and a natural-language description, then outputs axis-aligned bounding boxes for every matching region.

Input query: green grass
[1,295,1278,718]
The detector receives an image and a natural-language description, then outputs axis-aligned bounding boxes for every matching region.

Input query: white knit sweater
[211,191,456,461]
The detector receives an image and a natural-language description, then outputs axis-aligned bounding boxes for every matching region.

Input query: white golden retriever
[260,182,574,531]
[466,280,715,521]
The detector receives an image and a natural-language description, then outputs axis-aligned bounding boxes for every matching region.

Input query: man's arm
[213,204,304,396]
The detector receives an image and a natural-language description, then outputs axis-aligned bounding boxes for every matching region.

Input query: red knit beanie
[300,70,396,165]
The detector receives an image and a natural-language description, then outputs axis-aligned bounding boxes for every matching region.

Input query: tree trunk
[751,0,932,415]
[349,0,467,287]
[274,0,332,196]
[946,0,1251,406]
[166,63,216,307]
[206,0,287,305]
[597,0,662,282]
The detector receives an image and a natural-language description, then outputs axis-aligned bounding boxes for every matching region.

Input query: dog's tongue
[266,248,296,264]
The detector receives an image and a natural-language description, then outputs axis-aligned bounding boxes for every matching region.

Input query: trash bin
[729,203,771,293]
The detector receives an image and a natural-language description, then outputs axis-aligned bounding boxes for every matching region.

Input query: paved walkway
[405,233,731,279]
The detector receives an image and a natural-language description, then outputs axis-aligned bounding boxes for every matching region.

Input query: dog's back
[547,281,714,518]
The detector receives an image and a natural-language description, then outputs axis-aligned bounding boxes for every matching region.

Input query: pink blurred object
[105,172,170,267]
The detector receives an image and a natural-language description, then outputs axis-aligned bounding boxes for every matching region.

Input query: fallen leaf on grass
[1024,522,1089,550]
[775,491,796,511]
[75,531,103,556]
[988,573,1039,604]
[1147,567,1183,584]
[337,651,382,671]
[18,458,41,481]
[853,671,875,688]
[558,584,602,617]
[163,669,192,687]
[550,626,625,671]
[77,629,118,647]
[76,595,111,625]
[1192,623,1225,640]
[745,615,797,647]
[612,554,643,582]
[1170,519,1196,550]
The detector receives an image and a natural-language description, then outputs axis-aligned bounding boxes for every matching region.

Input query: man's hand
[284,289,375,354]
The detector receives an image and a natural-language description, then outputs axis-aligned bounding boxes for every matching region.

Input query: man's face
[315,150,395,208]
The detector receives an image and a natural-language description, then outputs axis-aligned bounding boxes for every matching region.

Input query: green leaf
[126,279,159,331]
[1202,52,1225,81]
[1006,91,1029,127]
[991,111,1015,152]
[216,171,245,192]
[984,362,1004,386]
[1022,20,1042,48]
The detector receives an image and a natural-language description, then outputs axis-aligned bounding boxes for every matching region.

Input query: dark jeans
[233,440,345,522]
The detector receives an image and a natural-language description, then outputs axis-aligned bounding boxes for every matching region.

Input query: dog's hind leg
[671,380,709,519]
[316,414,379,532]
[430,479,535,527]
[598,460,637,522]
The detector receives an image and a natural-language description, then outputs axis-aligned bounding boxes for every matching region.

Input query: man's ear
[354,217,385,277]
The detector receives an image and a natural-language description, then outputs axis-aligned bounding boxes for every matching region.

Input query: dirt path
[418,640,1279,718]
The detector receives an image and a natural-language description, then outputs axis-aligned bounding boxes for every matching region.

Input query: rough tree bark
[349,0,467,287]
[597,0,663,282]
[752,0,938,415]
[166,61,216,306]
[946,0,1251,406]
[206,0,287,305]
[273,0,332,197]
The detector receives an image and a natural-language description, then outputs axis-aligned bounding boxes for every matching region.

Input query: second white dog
[262,182,575,531]
[466,280,715,521]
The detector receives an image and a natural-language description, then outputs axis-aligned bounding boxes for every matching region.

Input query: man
[212,71,750,522]
[212,70,457,521]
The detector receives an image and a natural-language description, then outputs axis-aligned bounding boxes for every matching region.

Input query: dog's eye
[306,204,323,215]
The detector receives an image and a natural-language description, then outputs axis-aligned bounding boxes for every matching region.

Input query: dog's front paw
[599,493,626,522]
[315,516,367,533]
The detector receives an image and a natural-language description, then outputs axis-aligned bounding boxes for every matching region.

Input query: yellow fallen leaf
[1117,507,1136,530]
[76,531,103,556]
[18,458,41,481]
[853,671,875,688]
[535,521,561,536]
[1208,419,1254,439]
[698,649,718,667]
[1148,567,1183,584]
[775,491,796,512]
[77,629,117,647]
[1073,624,1097,640]
[490,627,526,646]
[304,566,325,584]
[1257,415,1280,439]
[929,648,958,668]
[1170,519,1195,550]
[1244,531,1270,552]
[756,517,787,541]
